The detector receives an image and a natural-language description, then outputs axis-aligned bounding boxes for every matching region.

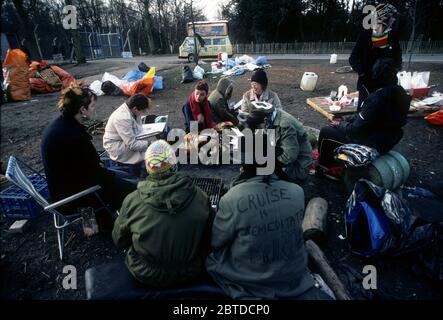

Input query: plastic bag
[143,67,156,78]
[101,72,125,87]
[255,56,268,65]
[424,110,443,125]
[226,59,237,68]
[397,71,430,90]
[118,77,154,96]
[153,76,163,90]
[238,54,255,64]
[411,71,430,88]
[89,80,104,96]
[122,69,146,82]
[345,179,436,257]
[193,65,205,80]
[2,49,31,101]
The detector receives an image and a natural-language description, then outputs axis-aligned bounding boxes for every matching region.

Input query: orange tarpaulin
[2,49,31,101]
[425,110,443,125]
[29,78,57,94]
[51,65,76,88]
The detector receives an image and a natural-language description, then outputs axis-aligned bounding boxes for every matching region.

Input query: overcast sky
[195,0,229,20]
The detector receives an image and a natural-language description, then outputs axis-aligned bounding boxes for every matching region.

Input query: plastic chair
[5,155,111,260]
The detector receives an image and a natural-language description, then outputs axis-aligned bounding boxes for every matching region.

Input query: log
[305,239,352,300]
[302,197,328,242]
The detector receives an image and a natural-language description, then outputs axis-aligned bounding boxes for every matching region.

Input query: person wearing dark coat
[41,83,136,216]
[317,58,411,175]
[349,3,402,110]
[208,78,239,126]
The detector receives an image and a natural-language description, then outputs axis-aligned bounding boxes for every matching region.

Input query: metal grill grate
[190,177,224,210]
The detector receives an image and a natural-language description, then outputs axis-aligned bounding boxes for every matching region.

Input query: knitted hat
[250,69,268,88]
[375,3,398,25]
[245,101,275,129]
[144,140,177,175]
[249,101,275,116]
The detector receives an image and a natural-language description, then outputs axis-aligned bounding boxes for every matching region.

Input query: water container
[300,72,318,91]
[330,54,337,64]
[221,52,228,62]
[344,150,410,193]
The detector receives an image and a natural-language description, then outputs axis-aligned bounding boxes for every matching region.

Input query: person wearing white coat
[103,94,152,165]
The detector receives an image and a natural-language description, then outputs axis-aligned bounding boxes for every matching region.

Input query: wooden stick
[305,239,352,300]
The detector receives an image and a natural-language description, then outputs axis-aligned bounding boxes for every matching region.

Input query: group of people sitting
[39,22,411,298]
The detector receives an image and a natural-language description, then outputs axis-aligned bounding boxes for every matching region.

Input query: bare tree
[11,0,41,59]
[65,0,86,64]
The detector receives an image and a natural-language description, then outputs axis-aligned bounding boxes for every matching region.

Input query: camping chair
[5,155,112,260]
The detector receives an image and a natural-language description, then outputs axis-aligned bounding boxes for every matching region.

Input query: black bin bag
[181,65,194,83]
[101,81,123,96]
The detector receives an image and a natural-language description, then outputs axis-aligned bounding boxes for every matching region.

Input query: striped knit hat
[144,140,177,175]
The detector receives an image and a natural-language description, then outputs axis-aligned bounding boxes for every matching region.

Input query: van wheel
[187,54,195,63]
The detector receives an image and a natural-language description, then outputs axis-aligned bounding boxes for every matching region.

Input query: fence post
[33,24,43,60]
[126,28,132,54]
[107,33,112,57]
[88,33,94,59]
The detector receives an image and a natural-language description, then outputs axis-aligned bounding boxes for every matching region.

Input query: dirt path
[1,59,442,300]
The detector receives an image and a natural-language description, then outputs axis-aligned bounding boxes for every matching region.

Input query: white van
[179,35,233,62]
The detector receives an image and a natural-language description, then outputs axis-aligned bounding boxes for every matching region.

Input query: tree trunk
[140,0,156,54]
[11,0,40,59]
[65,0,86,64]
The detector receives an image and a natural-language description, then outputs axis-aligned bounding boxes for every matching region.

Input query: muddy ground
[1,58,442,300]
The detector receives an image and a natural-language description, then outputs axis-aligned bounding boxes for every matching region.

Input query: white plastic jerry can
[330,54,338,64]
[300,72,318,91]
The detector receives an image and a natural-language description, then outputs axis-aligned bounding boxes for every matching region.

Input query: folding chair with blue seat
[5,155,112,260]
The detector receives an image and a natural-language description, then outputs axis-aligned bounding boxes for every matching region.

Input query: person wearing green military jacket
[112,140,213,287]
[208,78,239,126]
[244,100,313,183]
